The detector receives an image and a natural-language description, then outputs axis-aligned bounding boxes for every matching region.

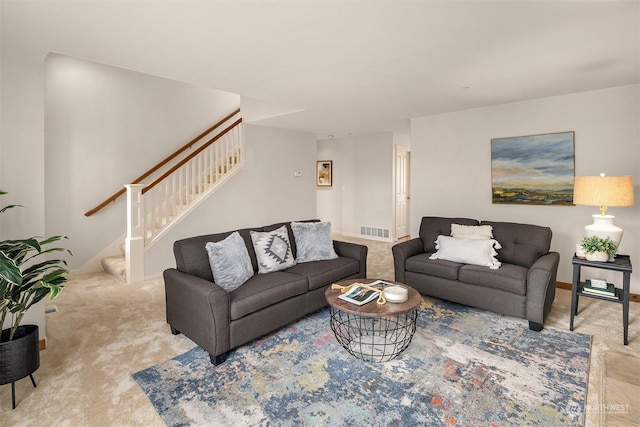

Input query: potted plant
[0,191,71,408]
[580,235,617,262]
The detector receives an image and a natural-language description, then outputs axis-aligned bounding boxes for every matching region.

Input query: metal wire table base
[328,306,418,362]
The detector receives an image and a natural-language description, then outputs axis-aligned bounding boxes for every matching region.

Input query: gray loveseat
[164,220,367,365]
[393,216,559,331]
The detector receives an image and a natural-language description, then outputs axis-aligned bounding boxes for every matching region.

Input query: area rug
[133,298,591,426]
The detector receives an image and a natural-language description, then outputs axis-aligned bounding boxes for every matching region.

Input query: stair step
[101,256,126,283]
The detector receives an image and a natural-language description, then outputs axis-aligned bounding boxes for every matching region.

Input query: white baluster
[125,184,145,284]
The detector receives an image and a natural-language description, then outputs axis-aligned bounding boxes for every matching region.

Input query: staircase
[87,110,244,283]
[102,245,126,282]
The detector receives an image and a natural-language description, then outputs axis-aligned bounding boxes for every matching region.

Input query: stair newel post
[125,184,146,284]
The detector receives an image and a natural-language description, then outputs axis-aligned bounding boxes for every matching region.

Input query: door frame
[394,144,411,240]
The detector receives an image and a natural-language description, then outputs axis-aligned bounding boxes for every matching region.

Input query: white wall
[0,47,316,334]
[411,85,640,292]
[44,54,240,271]
[144,123,318,275]
[317,132,396,239]
[1,29,50,337]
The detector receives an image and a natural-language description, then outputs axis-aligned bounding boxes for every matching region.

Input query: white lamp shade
[573,175,634,211]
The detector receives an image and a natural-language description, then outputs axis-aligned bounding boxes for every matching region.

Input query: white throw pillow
[205,232,254,291]
[291,221,338,263]
[250,226,296,274]
[450,223,494,240]
[429,235,502,269]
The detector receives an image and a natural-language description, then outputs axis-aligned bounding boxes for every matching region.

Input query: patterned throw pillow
[205,231,254,291]
[291,221,338,263]
[250,226,296,274]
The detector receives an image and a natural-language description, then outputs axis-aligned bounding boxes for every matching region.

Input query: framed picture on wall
[317,160,332,187]
[491,131,574,205]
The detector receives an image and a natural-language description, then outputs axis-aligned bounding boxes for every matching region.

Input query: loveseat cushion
[429,235,502,269]
[419,217,479,253]
[228,271,308,320]
[405,253,461,281]
[481,221,552,269]
[450,223,494,239]
[286,257,360,291]
[458,263,528,295]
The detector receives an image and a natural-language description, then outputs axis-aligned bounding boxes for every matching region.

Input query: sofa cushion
[458,263,528,295]
[286,257,360,290]
[205,231,254,291]
[263,219,320,259]
[173,226,261,281]
[229,271,308,320]
[481,221,552,269]
[291,221,338,262]
[451,223,494,240]
[429,235,502,269]
[250,226,296,274]
[419,217,479,253]
[405,253,461,281]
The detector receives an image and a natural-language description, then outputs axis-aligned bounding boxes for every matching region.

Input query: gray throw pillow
[291,221,338,263]
[250,225,296,274]
[205,231,254,291]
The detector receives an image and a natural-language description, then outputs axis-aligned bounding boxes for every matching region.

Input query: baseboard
[556,281,639,303]
[39,338,46,351]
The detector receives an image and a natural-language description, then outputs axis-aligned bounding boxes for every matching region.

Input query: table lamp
[573,173,634,252]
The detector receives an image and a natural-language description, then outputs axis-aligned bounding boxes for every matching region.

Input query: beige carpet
[1,235,638,426]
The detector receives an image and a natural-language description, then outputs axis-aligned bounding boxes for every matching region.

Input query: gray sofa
[393,217,559,331]
[164,220,367,365]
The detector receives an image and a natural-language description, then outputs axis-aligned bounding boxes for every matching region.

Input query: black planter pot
[0,325,40,409]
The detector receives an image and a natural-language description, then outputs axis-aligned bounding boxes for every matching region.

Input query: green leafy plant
[580,235,618,256]
[0,191,71,342]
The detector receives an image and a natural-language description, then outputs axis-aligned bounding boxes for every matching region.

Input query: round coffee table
[325,278,421,362]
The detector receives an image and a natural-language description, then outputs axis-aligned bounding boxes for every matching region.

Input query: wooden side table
[570,254,633,345]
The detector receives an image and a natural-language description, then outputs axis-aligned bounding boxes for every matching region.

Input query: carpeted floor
[133,299,591,426]
[1,235,639,426]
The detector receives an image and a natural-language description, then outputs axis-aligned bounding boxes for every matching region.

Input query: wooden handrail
[84,108,241,216]
[142,118,242,195]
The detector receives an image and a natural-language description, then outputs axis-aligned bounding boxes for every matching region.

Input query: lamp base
[584,214,623,261]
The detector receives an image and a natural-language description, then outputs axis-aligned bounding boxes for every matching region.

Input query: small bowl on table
[383,285,409,303]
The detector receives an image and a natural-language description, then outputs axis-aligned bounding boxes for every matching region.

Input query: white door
[395,146,410,239]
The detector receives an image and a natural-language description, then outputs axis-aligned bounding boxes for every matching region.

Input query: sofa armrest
[525,252,560,325]
[164,268,231,357]
[392,238,425,283]
[333,240,368,278]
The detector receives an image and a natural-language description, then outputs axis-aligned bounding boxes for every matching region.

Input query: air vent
[360,226,390,239]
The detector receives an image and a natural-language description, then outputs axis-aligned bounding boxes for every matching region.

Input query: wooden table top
[325,278,421,317]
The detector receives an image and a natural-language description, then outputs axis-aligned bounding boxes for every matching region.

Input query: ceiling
[3,1,639,138]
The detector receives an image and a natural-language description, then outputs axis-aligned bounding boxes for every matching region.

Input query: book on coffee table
[338,285,381,306]
[368,280,396,289]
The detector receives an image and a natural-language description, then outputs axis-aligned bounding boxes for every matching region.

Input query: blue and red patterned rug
[133,298,591,426]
